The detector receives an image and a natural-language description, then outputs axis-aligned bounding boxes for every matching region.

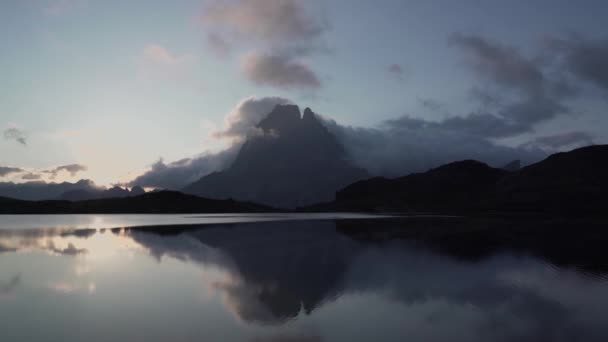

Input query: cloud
[321,115,543,177]
[202,0,327,53]
[202,0,327,91]
[0,166,24,177]
[21,172,42,180]
[447,33,576,139]
[207,32,232,58]
[43,164,87,179]
[3,127,27,146]
[214,96,292,142]
[241,52,321,89]
[387,63,405,80]
[530,131,595,150]
[143,44,192,66]
[449,33,545,94]
[127,148,239,190]
[128,96,292,189]
[138,44,197,85]
[545,35,608,91]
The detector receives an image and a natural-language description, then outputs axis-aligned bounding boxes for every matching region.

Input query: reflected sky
[1,216,608,341]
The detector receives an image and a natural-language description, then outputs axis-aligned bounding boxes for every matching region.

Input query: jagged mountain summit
[183,104,368,208]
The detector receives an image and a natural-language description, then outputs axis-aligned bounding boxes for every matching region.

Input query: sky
[1,0,607,187]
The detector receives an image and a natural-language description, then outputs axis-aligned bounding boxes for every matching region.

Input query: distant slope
[313,145,608,214]
[496,145,608,212]
[0,179,100,201]
[0,191,273,214]
[184,105,368,208]
[325,160,508,212]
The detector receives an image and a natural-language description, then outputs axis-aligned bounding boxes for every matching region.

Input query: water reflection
[1,217,608,341]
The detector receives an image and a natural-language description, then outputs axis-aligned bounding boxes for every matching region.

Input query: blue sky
[1,0,607,186]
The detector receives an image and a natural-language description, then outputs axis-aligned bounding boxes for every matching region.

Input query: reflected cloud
[251,333,323,342]
[0,274,21,298]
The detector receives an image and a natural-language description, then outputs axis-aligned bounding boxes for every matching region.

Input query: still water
[1,214,607,341]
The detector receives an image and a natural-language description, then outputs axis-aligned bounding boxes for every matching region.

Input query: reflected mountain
[122,217,608,334]
[127,221,359,324]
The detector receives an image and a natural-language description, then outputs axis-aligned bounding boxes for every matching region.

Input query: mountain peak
[258,104,302,133]
[184,104,368,208]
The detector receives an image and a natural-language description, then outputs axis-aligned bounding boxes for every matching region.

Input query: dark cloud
[43,164,87,179]
[448,33,576,141]
[202,0,327,53]
[530,131,595,149]
[3,127,27,145]
[214,96,292,142]
[387,63,405,80]
[546,35,608,91]
[21,172,42,180]
[202,0,326,91]
[241,52,321,89]
[0,166,24,177]
[449,33,545,94]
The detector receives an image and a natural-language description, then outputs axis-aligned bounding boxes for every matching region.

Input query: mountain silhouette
[0,191,271,214]
[60,185,146,201]
[183,105,368,208]
[317,145,608,214]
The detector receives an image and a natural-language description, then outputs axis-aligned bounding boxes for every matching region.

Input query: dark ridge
[307,144,608,215]
[0,191,273,214]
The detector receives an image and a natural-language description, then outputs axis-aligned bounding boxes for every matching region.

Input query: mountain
[501,160,521,171]
[0,179,100,201]
[183,105,368,208]
[0,191,272,214]
[496,144,608,212]
[315,145,608,214]
[325,160,508,212]
[60,185,146,201]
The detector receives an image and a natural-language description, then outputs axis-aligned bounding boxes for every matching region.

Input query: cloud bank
[0,167,24,177]
[43,164,87,179]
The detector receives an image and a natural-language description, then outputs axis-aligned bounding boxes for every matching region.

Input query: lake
[1,214,607,342]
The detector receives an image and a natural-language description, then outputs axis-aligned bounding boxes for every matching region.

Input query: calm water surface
[1,214,607,342]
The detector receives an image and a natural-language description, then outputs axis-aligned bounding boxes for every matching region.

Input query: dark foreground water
[1,214,608,342]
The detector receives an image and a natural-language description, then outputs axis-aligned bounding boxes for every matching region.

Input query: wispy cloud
[3,127,27,146]
[138,44,198,86]
[43,164,87,179]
